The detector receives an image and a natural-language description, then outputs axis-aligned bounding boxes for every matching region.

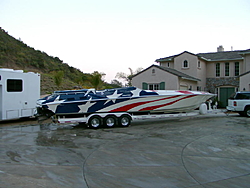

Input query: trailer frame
[55,103,210,128]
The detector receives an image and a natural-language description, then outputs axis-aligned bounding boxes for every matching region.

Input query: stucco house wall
[159,52,206,91]
[206,60,244,78]
[132,65,200,91]
[160,61,174,69]
[243,54,250,71]
[179,78,197,91]
[206,62,215,78]
[239,72,250,91]
[238,53,250,91]
[131,66,179,90]
[174,52,198,78]
[197,59,207,90]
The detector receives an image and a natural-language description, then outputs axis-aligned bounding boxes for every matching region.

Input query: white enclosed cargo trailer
[0,68,40,120]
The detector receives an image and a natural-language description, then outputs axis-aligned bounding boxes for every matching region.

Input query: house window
[143,82,165,90]
[152,69,155,74]
[235,62,239,76]
[183,60,188,68]
[7,79,23,92]
[167,62,170,67]
[198,61,201,68]
[216,63,220,77]
[225,62,229,76]
[197,86,202,91]
[149,84,159,90]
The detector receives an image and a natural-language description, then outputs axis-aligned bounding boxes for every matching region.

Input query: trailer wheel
[88,116,102,128]
[118,115,131,127]
[244,107,250,117]
[104,115,117,127]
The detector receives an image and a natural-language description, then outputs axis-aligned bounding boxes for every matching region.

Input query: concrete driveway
[0,113,250,188]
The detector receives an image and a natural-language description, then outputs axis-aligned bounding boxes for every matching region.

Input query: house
[131,46,250,107]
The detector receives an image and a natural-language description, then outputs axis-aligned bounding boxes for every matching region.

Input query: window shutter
[160,82,165,90]
[142,82,148,90]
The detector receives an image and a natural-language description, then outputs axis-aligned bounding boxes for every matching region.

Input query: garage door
[180,86,188,90]
[219,87,235,107]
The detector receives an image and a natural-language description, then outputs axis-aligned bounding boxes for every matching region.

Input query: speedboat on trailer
[36,87,215,127]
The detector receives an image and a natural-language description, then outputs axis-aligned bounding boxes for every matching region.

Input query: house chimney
[217,45,224,52]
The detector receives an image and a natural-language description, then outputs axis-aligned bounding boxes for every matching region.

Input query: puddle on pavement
[0,121,88,148]
[36,130,78,148]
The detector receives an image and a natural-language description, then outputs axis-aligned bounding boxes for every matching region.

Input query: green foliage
[0,28,91,92]
[110,79,123,88]
[53,71,64,87]
[0,28,123,93]
[88,71,106,90]
[0,28,86,77]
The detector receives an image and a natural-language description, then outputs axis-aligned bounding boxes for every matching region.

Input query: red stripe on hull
[139,95,196,111]
[109,95,180,112]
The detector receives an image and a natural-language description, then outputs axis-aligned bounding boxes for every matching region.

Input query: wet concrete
[0,113,250,188]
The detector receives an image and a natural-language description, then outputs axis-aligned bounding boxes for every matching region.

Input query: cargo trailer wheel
[244,107,250,117]
[104,115,117,127]
[88,116,102,128]
[118,115,131,127]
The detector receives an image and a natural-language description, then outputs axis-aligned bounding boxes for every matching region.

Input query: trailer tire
[88,116,102,128]
[118,115,131,127]
[104,115,117,127]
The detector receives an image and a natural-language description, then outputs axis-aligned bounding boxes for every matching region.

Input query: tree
[110,79,123,88]
[88,71,106,90]
[74,73,90,88]
[53,70,64,87]
[116,67,143,86]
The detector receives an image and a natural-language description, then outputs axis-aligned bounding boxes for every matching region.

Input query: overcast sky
[1,0,250,83]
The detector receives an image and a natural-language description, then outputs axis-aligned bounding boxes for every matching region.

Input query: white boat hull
[95,94,212,113]
[37,87,215,116]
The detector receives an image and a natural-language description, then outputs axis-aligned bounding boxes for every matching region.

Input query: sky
[1,0,250,83]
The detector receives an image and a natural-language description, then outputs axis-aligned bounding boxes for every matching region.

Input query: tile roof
[238,70,250,77]
[156,65,201,81]
[197,50,245,61]
[132,64,201,82]
[156,49,250,62]
[155,55,177,62]
[155,51,195,62]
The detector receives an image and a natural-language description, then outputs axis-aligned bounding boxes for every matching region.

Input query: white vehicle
[227,92,250,117]
[0,68,40,120]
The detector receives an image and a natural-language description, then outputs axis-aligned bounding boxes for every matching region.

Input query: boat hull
[37,88,215,117]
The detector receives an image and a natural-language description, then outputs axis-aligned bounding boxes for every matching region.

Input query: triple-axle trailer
[54,103,210,128]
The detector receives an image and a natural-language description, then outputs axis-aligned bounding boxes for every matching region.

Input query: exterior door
[219,87,235,107]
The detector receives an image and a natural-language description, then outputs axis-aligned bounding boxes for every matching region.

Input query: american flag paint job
[37,87,215,115]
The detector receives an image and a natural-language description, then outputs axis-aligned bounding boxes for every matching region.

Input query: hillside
[0,28,97,94]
